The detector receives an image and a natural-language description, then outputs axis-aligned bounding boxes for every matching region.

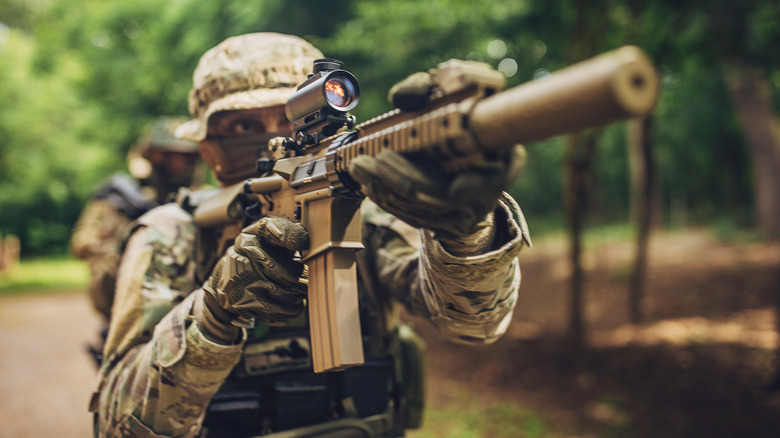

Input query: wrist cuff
[194,289,243,344]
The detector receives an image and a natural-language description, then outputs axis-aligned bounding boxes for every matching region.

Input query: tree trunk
[724,66,780,238]
[564,131,597,353]
[724,65,780,392]
[561,0,605,357]
[765,260,780,392]
[627,116,655,324]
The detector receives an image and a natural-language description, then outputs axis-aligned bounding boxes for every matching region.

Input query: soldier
[91,33,531,437]
[71,118,201,360]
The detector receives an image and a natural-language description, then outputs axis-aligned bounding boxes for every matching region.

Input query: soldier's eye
[233,120,266,134]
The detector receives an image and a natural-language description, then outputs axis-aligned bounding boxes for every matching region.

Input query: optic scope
[285,59,360,145]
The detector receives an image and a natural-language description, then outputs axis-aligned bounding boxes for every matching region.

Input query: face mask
[200,132,288,184]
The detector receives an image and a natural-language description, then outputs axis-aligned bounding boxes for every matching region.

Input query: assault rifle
[191,46,660,373]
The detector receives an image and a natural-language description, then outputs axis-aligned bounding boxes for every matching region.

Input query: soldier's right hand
[201,217,309,327]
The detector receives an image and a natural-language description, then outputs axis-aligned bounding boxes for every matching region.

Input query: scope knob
[313,58,344,73]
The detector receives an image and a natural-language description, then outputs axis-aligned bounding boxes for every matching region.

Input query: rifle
[191,46,660,373]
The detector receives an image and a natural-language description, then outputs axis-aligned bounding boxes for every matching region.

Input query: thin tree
[627,116,656,324]
[562,0,608,355]
[564,130,598,353]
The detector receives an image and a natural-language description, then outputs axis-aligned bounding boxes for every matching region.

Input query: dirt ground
[413,229,780,438]
[1,229,780,437]
[0,291,101,437]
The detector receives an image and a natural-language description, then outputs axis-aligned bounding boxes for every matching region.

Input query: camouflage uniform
[91,33,531,438]
[71,119,199,319]
[71,175,155,318]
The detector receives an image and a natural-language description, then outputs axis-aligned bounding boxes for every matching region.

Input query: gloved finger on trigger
[249,297,305,322]
[253,244,306,284]
[256,217,309,251]
[234,289,304,321]
[263,299,305,319]
[248,280,307,305]
[232,229,305,282]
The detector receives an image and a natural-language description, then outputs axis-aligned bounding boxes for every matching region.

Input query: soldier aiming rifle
[91,33,657,438]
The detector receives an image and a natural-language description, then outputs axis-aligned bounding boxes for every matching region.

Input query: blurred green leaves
[0,257,89,295]
[0,27,112,255]
[1,0,779,255]
[0,0,355,255]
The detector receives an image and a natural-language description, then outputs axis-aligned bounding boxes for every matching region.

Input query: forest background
[2,0,779,257]
[3,1,780,437]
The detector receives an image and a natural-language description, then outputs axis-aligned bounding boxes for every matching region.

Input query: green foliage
[322,0,544,118]
[0,258,89,295]
[0,0,778,256]
[0,0,355,256]
[653,64,753,225]
[0,0,34,29]
[0,28,113,255]
[410,384,550,438]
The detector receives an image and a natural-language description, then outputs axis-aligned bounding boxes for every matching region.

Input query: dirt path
[412,230,780,437]
[2,230,780,437]
[0,292,101,438]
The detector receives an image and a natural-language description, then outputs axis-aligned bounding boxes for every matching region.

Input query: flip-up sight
[285,59,360,147]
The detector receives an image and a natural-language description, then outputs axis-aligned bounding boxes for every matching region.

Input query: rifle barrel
[470,45,659,150]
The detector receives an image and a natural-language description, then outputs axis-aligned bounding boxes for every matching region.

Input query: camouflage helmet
[175,33,324,141]
[128,117,199,179]
[142,117,199,155]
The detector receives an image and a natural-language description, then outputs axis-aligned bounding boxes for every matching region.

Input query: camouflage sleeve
[418,194,531,344]
[92,204,245,438]
[363,193,531,345]
[70,199,133,317]
[70,199,130,260]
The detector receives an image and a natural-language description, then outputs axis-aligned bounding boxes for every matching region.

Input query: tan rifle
[192,46,660,373]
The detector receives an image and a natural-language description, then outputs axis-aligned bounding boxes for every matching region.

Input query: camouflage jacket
[91,194,530,437]
[71,199,136,318]
[71,175,158,318]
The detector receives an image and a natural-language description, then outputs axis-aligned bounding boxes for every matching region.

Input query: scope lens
[324,77,356,108]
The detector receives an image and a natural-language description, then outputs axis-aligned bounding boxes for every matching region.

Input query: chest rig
[187,214,417,438]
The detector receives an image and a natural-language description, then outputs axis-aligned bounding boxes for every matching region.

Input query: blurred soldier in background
[71,117,201,363]
[91,33,531,437]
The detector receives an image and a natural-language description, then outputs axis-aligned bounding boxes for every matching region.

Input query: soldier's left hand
[349,146,524,238]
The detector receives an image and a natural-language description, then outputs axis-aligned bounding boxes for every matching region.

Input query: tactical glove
[197,217,309,342]
[349,65,525,238]
[387,71,436,112]
[349,148,524,239]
